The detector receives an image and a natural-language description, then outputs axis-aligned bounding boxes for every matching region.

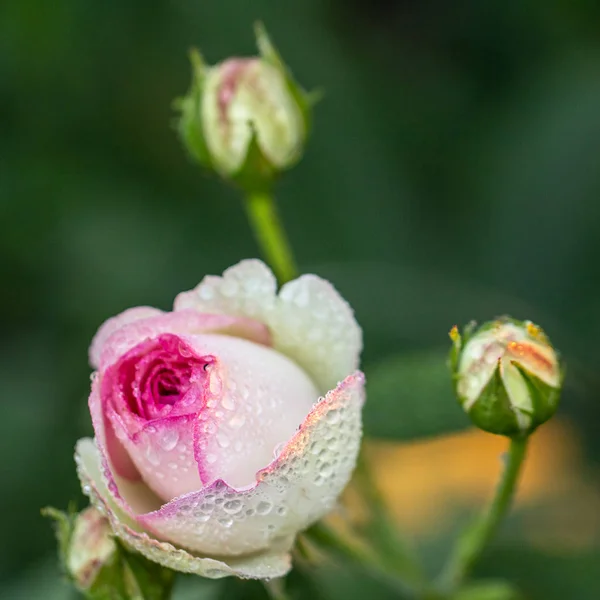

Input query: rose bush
[76,259,364,579]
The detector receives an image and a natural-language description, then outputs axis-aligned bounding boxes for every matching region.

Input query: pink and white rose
[76,260,364,579]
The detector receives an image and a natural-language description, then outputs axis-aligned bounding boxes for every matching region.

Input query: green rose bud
[176,23,314,192]
[449,317,563,437]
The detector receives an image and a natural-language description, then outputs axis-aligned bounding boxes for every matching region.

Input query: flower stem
[306,522,432,599]
[244,191,298,284]
[354,447,424,585]
[437,436,529,592]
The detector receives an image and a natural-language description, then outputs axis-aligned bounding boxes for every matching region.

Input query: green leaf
[452,581,524,600]
[363,350,470,440]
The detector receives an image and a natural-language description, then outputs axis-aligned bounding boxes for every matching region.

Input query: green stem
[437,436,529,592]
[354,448,424,586]
[307,523,435,599]
[244,190,298,283]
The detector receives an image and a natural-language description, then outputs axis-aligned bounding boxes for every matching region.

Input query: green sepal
[448,320,477,396]
[513,362,563,431]
[118,541,176,600]
[231,126,277,194]
[451,580,524,600]
[254,21,316,141]
[466,363,522,436]
[174,48,212,168]
[43,506,175,600]
[42,504,78,568]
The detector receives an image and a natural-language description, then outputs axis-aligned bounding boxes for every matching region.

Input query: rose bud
[176,23,313,190]
[449,317,563,437]
[66,507,117,591]
[76,259,364,579]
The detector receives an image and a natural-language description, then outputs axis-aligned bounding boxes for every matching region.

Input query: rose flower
[76,260,364,579]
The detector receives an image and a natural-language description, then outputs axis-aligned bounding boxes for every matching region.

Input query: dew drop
[145,445,160,466]
[168,462,178,470]
[222,394,236,411]
[223,499,243,514]
[219,517,233,528]
[159,429,179,452]
[320,462,333,477]
[206,453,217,464]
[209,374,223,395]
[216,432,230,448]
[256,501,272,515]
[229,414,246,430]
[178,342,192,358]
[199,286,214,301]
[273,442,286,459]
[325,410,340,425]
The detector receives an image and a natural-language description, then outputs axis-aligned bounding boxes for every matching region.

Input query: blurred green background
[2,0,600,598]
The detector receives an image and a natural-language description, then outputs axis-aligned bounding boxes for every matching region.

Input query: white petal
[275,275,362,391]
[75,438,291,579]
[174,260,362,392]
[136,373,365,557]
[184,333,318,489]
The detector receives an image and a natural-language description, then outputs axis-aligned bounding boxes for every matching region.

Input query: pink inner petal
[100,334,216,500]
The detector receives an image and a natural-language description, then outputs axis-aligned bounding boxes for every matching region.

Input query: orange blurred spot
[346,420,582,537]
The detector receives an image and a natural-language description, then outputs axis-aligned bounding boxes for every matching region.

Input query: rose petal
[90,373,141,482]
[90,307,164,369]
[133,373,364,556]
[173,260,362,392]
[182,333,318,488]
[95,309,272,370]
[276,275,362,392]
[75,438,292,579]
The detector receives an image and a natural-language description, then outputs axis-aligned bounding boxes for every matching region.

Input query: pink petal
[96,309,271,370]
[99,334,212,500]
[90,307,164,369]
[134,373,365,556]
[89,374,140,482]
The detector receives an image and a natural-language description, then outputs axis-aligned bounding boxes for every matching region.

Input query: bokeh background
[2,0,600,598]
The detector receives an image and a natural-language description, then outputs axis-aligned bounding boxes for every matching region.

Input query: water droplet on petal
[229,414,246,430]
[218,517,233,528]
[216,432,230,448]
[256,501,272,515]
[273,442,286,459]
[223,499,242,514]
[222,394,236,410]
[145,445,160,466]
[159,429,179,451]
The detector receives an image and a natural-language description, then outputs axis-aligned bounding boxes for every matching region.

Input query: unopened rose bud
[177,23,312,191]
[449,317,563,436]
[67,507,117,590]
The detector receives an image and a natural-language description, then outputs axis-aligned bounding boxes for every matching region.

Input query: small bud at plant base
[176,23,314,191]
[67,507,117,590]
[449,317,563,437]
